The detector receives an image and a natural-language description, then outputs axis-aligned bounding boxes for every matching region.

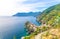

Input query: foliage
[13,35,16,39]
[23,4,60,39]
[37,4,60,27]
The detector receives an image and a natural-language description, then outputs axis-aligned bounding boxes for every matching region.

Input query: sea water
[0,16,40,39]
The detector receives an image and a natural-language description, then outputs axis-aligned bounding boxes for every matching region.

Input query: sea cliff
[21,4,60,39]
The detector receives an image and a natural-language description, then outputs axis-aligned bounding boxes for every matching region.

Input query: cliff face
[22,4,60,39]
[25,21,37,34]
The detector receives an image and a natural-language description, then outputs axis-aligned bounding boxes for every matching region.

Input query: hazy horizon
[0,0,60,16]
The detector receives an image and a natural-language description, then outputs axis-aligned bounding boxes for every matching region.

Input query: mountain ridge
[13,12,41,17]
[37,4,60,26]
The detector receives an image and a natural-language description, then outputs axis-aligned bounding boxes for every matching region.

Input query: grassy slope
[37,4,60,26]
[23,4,60,39]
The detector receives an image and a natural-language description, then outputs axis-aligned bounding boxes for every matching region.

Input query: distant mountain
[13,12,41,17]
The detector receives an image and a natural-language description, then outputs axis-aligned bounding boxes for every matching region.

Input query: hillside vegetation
[37,4,60,26]
[21,4,60,39]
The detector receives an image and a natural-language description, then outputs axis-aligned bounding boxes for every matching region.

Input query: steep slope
[37,4,60,26]
[21,4,60,39]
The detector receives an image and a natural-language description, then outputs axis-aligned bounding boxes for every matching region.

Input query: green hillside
[37,4,60,27]
[22,4,60,39]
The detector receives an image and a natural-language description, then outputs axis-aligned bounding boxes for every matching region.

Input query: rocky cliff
[22,4,60,39]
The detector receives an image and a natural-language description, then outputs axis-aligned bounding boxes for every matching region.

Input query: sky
[0,0,60,16]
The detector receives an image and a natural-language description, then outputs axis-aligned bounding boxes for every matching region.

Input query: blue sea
[0,16,40,39]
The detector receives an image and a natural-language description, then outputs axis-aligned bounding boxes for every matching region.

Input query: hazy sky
[0,0,60,16]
